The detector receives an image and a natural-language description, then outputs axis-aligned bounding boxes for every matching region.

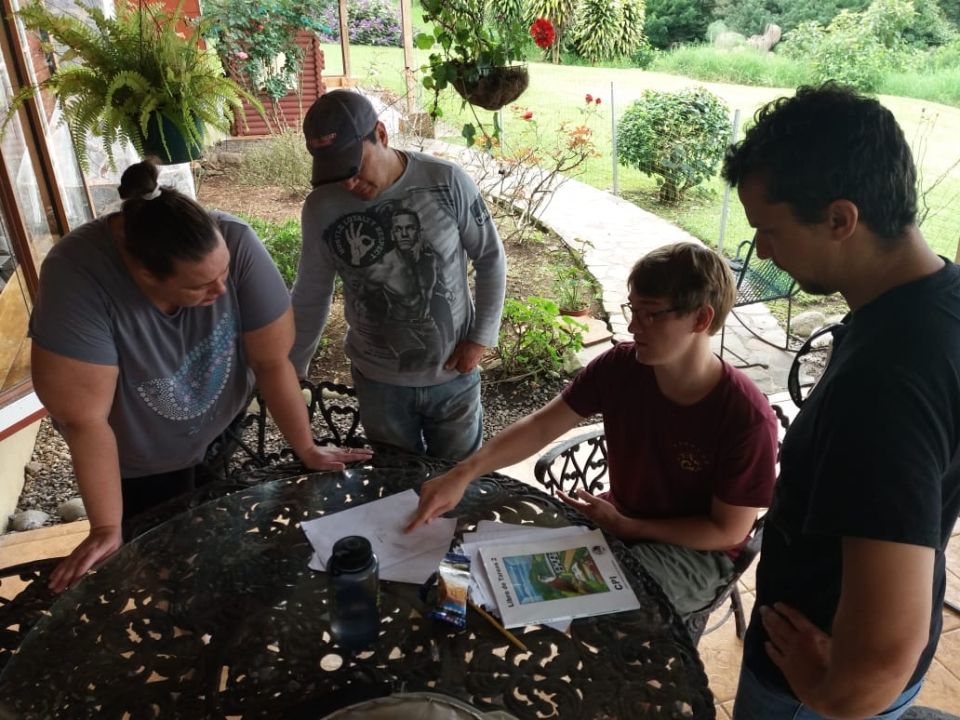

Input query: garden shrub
[496,297,586,380]
[244,216,302,287]
[236,129,312,197]
[616,87,731,204]
[318,0,401,47]
[780,11,889,91]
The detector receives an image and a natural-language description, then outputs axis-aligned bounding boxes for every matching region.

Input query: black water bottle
[329,535,380,650]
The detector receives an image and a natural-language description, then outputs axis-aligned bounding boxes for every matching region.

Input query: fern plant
[3,0,262,170]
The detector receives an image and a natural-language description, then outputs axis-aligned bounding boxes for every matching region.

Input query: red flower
[530,18,555,49]
[595,97,602,105]
[522,111,534,121]
[585,93,593,103]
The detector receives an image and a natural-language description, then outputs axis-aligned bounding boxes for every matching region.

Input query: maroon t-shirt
[562,343,777,542]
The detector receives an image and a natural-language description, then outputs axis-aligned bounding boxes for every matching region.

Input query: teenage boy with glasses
[407,242,779,617]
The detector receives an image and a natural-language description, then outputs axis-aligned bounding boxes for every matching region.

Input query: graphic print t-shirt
[292,152,506,387]
[29,212,290,477]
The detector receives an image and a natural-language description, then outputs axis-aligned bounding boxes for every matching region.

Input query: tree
[616,0,648,57]
[712,0,778,37]
[616,87,731,204]
[644,0,715,48]
[570,0,623,62]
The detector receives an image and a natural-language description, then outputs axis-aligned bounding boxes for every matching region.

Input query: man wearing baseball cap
[290,90,506,460]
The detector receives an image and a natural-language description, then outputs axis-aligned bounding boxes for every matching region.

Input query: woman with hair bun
[30,160,371,593]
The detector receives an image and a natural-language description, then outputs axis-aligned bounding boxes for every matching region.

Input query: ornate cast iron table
[0,450,714,719]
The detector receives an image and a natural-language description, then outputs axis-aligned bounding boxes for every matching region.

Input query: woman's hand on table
[49,524,123,593]
[298,445,373,471]
[557,489,624,535]
[405,471,472,533]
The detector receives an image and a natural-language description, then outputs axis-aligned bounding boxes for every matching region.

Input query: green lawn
[327,44,960,258]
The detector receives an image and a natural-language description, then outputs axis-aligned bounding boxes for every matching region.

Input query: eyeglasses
[621,303,680,325]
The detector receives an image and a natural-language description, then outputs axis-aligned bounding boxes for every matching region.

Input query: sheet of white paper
[301,489,456,570]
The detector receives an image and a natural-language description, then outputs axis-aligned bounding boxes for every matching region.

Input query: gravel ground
[12,374,573,529]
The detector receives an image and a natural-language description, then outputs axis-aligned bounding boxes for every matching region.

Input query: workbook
[478,528,641,628]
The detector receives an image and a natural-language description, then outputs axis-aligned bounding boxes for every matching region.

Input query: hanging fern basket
[142,113,204,165]
[451,64,529,111]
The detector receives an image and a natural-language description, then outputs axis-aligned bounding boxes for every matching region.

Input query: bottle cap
[331,535,374,573]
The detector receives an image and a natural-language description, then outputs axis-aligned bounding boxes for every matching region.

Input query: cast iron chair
[533,403,792,645]
[209,379,367,478]
[720,237,800,367]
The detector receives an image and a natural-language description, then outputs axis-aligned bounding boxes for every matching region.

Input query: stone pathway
[420,136,796,393]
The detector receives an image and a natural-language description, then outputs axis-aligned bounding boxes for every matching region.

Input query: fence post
[610,81,618,197]
[717,108,741,257]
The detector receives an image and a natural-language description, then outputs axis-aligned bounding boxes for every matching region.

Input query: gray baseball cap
[303,91,379,186]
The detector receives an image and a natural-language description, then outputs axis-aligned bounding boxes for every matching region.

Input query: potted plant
[415,1,554,146]
[3,0,262,170]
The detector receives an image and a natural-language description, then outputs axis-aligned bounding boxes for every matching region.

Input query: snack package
[426,552,471,629]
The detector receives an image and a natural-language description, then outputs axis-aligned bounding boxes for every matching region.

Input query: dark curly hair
[117,160,219,278]
[722,83,917,243]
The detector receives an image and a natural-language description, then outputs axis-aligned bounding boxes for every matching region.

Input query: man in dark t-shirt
[407,242,779,617]
[723,84,960,719]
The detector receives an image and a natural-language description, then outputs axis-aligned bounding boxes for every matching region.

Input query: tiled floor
[703,531,960,717]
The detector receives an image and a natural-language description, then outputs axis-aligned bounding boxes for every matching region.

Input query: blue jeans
[351,366,482,461]
[733,664,922,720]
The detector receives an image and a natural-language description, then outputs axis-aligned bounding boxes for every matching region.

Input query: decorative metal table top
[0,450,714,719]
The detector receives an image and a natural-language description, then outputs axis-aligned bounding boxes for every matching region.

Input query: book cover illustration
[479,528,641,628]
[503,547,609,604]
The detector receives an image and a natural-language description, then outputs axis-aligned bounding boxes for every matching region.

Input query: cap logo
[308,132,337,151]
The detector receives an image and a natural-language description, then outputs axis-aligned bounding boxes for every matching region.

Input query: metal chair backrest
[731,238,797,306]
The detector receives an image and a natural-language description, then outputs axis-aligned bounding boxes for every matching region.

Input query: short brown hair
[627,243,735,334]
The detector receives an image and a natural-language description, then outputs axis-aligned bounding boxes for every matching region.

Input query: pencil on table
[468,600,530,653]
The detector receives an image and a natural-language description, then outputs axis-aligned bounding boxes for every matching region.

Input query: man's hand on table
[557,489,625,535]
[297,445,373,472]
[49,524,123,593]
[405,470,472,533]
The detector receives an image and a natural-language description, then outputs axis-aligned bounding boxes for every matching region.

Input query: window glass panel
[0,36,55,268]
[0,212,31,396]
[13,0,129,219]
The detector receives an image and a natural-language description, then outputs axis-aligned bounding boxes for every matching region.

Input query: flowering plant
[416,0,555,144]
[473,97,602,243]
[203,0,328,102]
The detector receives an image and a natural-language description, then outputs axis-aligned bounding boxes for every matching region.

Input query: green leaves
[497,297,586,380]
[616,87,731,204]
[5,0,262,170]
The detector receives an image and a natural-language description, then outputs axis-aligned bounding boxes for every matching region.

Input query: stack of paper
[300,489,456,584]
[464,523,641,629]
